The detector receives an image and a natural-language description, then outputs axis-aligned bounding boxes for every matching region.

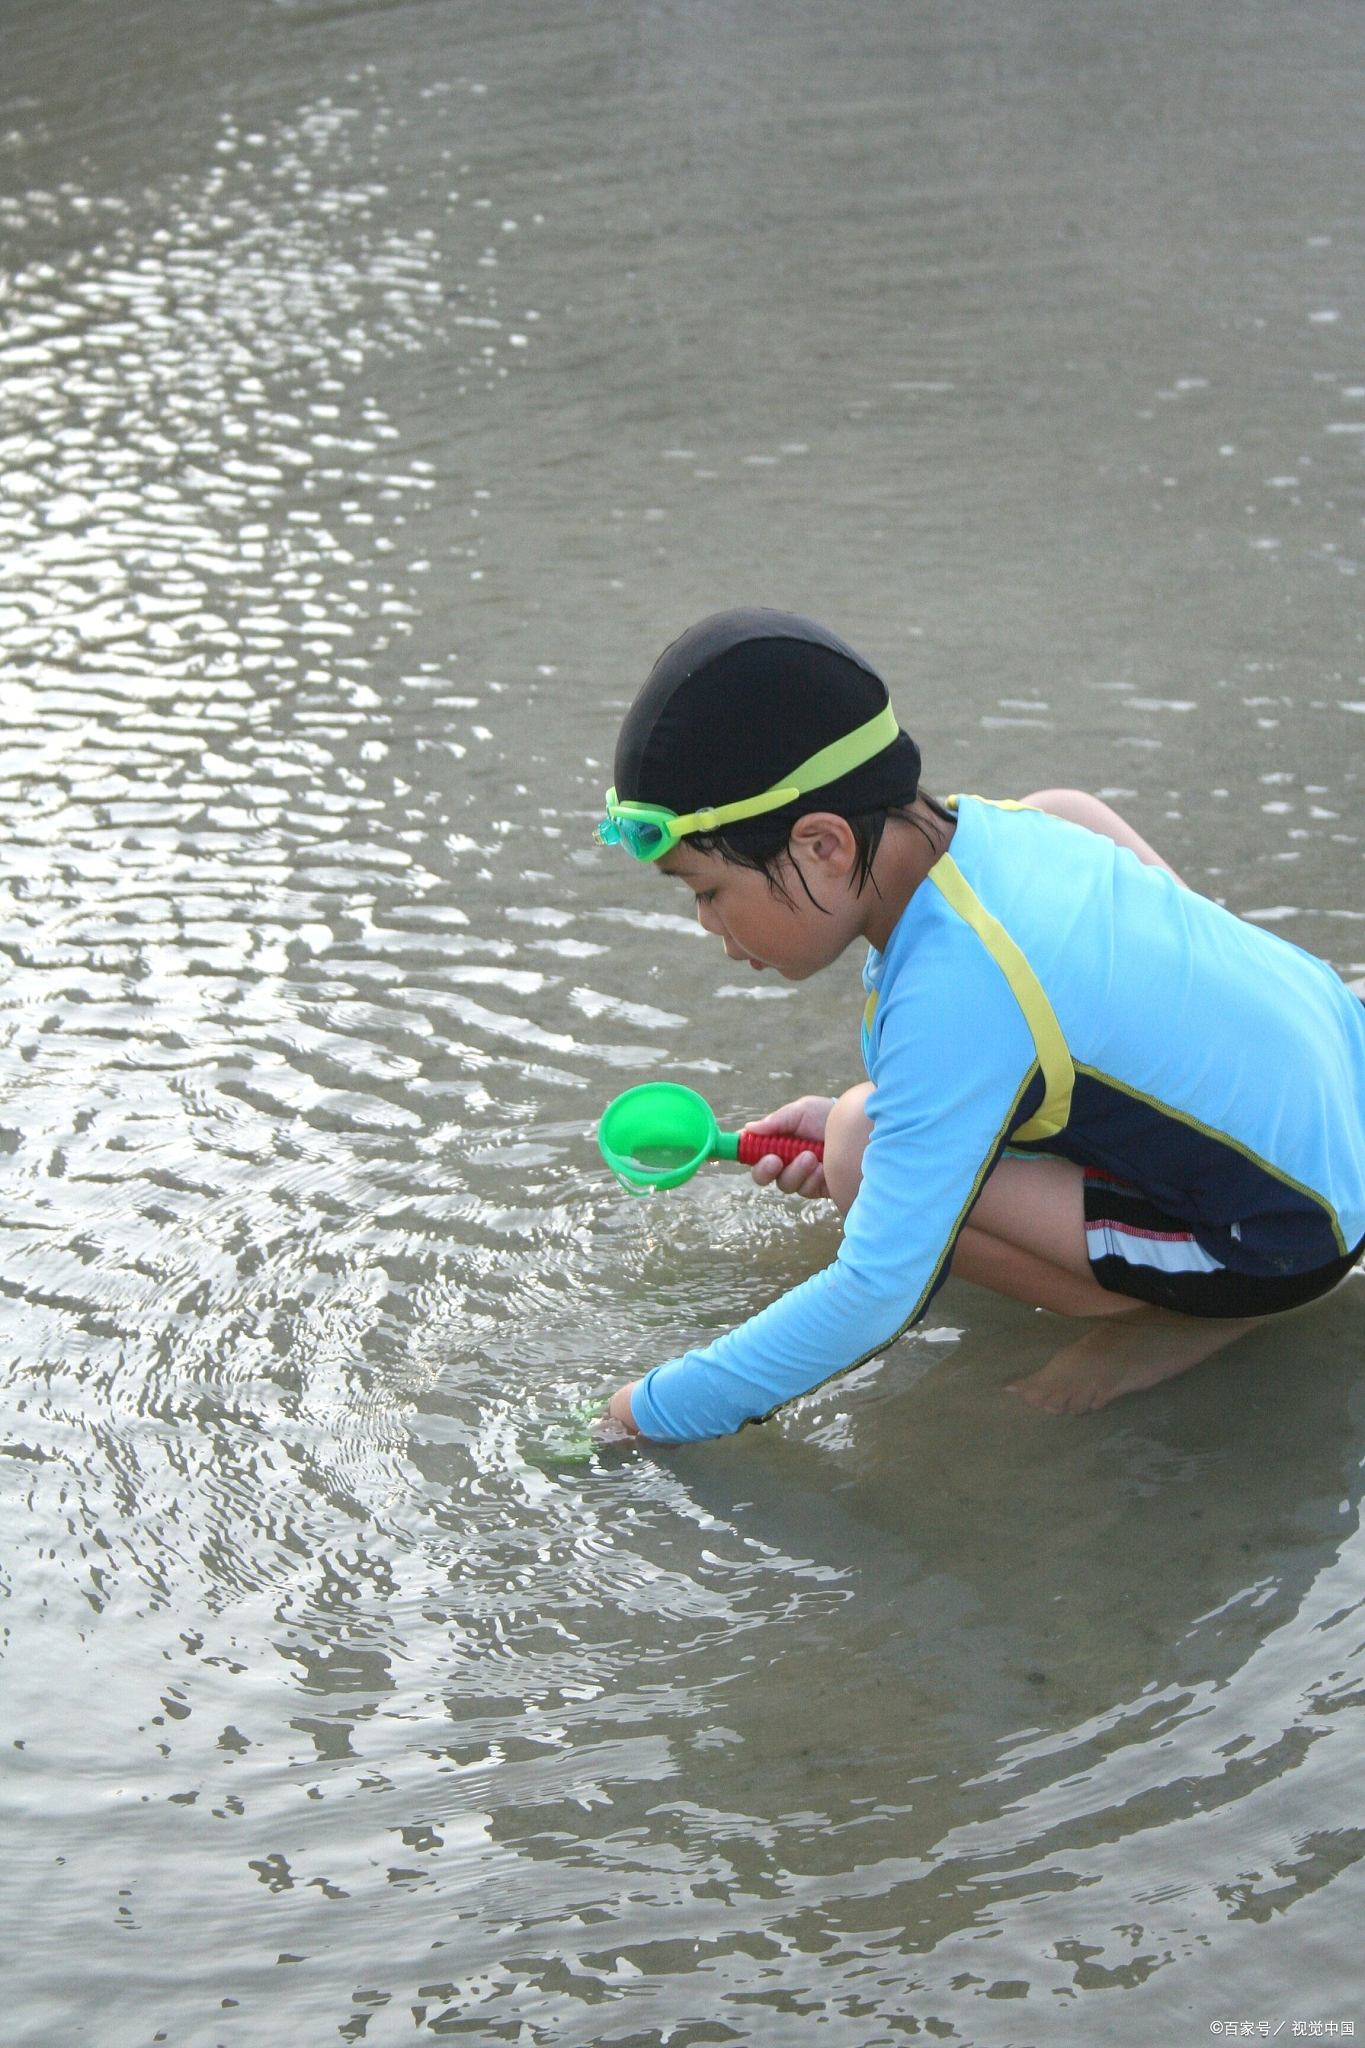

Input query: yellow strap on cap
[927,852,1074,1141]
[669,702,902,840]
[782,701,900,798]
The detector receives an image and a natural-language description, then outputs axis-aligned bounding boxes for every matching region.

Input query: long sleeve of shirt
[629,892,1039,1442]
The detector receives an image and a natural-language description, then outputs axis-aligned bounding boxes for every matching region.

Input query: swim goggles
[594,702,900,862]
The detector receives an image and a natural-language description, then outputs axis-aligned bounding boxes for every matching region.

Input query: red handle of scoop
[735,1130,825,1167]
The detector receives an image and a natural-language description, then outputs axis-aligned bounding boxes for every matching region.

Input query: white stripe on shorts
[1086,1219,1225,1275]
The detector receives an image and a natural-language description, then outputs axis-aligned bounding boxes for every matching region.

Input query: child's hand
[602,1381,642,1439]
[742,1095,833,1199]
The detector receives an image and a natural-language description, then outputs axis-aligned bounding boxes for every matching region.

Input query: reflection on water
[2,3,1364,2042]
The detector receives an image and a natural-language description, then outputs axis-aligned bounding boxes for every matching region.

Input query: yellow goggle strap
[666,701,901,839]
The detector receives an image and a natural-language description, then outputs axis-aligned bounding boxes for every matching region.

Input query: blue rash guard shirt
[628,798,1365,1443]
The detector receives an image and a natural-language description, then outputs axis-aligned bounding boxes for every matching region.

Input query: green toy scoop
[597,1082,824,1195]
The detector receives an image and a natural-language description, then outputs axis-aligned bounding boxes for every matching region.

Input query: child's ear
[792,812,857,875]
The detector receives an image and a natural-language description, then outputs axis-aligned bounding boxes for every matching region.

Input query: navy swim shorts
[1083,1168,1365,1318]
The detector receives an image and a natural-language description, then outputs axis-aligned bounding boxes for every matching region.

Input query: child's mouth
[749,958,765,970]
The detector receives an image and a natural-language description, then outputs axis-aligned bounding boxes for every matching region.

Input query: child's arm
[1023,789,1187,887]
[604,916,1042,1443]
[606,1099,831,1435]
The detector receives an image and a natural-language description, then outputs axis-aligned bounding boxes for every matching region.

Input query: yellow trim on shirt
[927,852,1075,1141]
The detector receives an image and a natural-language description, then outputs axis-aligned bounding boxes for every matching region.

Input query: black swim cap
[613,608,920,849]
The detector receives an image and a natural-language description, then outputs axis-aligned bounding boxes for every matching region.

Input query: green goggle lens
[594,816,668,857]
[594,800,675,860]
[618,816,667,858]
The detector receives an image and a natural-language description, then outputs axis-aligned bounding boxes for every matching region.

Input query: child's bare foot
[1006,1310,1258,1414]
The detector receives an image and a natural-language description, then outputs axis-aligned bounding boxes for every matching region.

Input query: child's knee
[825,1082,874,1217]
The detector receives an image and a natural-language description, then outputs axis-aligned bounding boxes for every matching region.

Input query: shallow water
[2,4,1364,2042]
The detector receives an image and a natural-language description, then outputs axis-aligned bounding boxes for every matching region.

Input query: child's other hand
[743,1095,833,1199]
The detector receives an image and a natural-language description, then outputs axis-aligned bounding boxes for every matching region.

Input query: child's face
[659,825,864,981]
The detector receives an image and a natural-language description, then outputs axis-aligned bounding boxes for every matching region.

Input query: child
[594,608,1365,1442]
